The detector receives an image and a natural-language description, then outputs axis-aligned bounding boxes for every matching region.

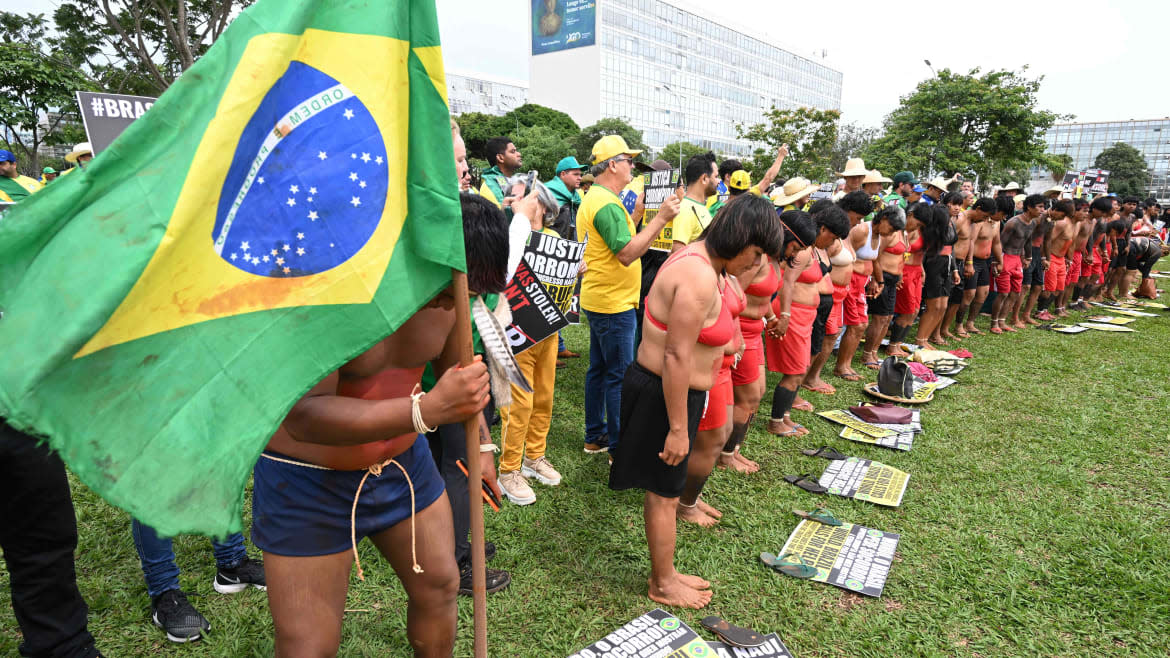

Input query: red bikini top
[884,234,907,255]
[908,233,924,253]
[796,253,823,284]
[743,261,779,297]
[644,251,736,347]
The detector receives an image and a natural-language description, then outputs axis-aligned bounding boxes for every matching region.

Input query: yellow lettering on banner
[649,222,674,252]
[854,463,909,507]
[840,426,878,444]
[817,410,896,438]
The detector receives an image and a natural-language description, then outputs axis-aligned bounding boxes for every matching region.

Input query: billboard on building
[531,0,596,55]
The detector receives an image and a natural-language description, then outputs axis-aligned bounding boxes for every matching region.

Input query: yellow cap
[590,134,643,165]
[728,170,752,191]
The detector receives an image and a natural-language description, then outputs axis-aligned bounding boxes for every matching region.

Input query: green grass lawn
[4,277,1170,657]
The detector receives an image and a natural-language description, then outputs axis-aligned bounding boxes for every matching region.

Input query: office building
[528,0,842,156]
[1037,118,1170,202]
[447,69,529,117]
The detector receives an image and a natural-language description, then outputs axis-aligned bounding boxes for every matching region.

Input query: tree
[1094,142,1148,198]
[1048,153,1075,183]
[574,118,646,165]
[0,12,97,174]
[511,125,575,180]
[656,141,709,171]
[500,103,579,141]
[861,67,1069,187]
[830,122,879,175]
[736,106,840,183]
[455,111,505,162]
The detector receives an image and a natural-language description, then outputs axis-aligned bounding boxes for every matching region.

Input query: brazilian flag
[0,0,462,537]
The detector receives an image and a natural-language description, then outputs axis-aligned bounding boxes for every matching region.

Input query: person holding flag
[0,150,43,202]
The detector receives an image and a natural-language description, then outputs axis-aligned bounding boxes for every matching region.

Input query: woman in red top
[723,254,779,474]
[890,203,931,353]
[763,210,823,437]
[800,202,853,396]
[611,195,781,609]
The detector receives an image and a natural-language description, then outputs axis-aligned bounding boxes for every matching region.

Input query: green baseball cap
[555,156,584,174]
[42,166,57,174]
[892,171,918,186]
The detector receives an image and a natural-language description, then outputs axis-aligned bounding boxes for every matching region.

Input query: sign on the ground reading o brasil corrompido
[523,229,583,322]
[504,258,569,354]
[75,91,157,156]
[567,608,708,658]
[780,520,900,598]
[645,168,682,252]
[818,457,909,507]
[532,0,596,55]
[706,634,794,657]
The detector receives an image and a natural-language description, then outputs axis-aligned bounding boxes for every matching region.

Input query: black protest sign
[567,608,708,658]
[707,633,793,658]
[522,230,584,320]
[1083,168,1110,195]
[76,92,158,156]
[643,168,682,252]
[566,280,582,324]
[809,182,835,200]
[780,520,900,598]
[818,456,909,507]
[503,259,569,354]
[1060,171,1081,195]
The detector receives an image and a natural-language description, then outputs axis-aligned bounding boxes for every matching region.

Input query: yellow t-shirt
[576,185,640,314]
[671,197,713,246]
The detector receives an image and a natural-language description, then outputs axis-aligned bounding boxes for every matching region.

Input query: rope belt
[260,453,423,581]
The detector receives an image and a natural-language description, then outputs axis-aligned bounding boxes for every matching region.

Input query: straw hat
[773,177,819,207]
[65,142,93,163]
[1001,181,1022,193]
[862,169,891,185]
[837,157,869,177]
[926,177,951,193]
[1044,184,1064,197]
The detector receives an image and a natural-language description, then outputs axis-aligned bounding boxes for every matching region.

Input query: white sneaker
[498,470,536,505]
[521,456,562,486]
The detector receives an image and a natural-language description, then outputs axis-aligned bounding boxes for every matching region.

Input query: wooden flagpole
[450,270,488,658]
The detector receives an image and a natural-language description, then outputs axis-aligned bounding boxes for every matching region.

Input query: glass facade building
[1040,118,1170,202]
[530,0,842,157]
[446,69,529,117]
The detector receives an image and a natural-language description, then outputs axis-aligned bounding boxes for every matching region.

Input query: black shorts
[609,362,706,498]
[923,254,952,300]
[809,293,834,356]
[974,257,992,288]
[1023,246,1045,286]
[869,272,900,317]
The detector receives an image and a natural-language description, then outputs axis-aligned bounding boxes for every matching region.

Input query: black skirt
[608,362,706,498]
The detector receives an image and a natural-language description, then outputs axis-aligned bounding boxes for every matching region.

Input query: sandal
[801,445,847,460]
[699,616,766,648]
[766,418,800,436]
[759,551,818,579]
[835,371,861,382]
[802,382,837,395]
[793,507,843,526]
[791,400,814,412]
[790,423,810,436]
[783,474,827,494]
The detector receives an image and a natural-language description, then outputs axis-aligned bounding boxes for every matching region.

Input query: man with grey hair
[577,136,678,457]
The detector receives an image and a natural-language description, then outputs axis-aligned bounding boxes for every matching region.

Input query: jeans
[583,308,637,451]
[426,422,472,569]
[557,331,566,354]
[130,521,247,599]
[0,421,101,658]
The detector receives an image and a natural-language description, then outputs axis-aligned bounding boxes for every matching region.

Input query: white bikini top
[829,238,856,266]
[855,221,879,260]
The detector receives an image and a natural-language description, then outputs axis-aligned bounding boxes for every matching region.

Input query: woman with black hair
[916,204,960,349]
[801,202,852,395]
[762,211,823,436]
[860,205,909,369]
[889,203,930,352]
[610,194,782,609]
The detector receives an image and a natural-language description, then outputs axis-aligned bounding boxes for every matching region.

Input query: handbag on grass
[849,403,913,425]
[877,356,915,398]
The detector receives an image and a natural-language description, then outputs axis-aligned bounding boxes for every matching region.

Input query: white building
[446,69,529,117]
[1031,118,1170,202]
[528,0,842,156]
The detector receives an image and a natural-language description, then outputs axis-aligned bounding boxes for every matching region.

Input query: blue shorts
[251,436,445,557]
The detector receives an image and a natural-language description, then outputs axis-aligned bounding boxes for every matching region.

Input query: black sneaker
[458,564,511,596]
[485,541,497,562]
[151,590,209,643]
[214,557,266,594]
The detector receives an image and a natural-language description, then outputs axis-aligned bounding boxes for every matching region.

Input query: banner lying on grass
[0,0,462,537]
[839,426,914,451]
[780,520,900,598]
[707,633,793,657]
[818,457,909,507]
[567,609,707,658]
[817,409,895,438]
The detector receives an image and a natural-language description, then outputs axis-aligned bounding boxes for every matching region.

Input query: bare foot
[916,341,935,351]
[677,503,719,527]
[939,331,956,342]
[733,451,760,473]
[832,368,861,381]
[1013,321,1028,329]
[964,324,981,335]
[886,345,909,358]
[1024,316,1039,326]
[1057,309,1069,317]
[955,328,969,338]
[675,573,711,590]
[696,498,723,519]
[648,576,713,609]
[718,452,756,474]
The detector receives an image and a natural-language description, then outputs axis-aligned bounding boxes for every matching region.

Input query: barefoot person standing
[609,195,781,609]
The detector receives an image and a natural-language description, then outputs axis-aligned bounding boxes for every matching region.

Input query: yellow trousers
[499,335,558,473]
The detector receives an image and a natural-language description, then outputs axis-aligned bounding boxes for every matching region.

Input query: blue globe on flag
[212,60,387,277]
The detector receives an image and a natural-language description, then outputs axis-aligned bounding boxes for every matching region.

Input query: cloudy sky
[5,0,1168,129]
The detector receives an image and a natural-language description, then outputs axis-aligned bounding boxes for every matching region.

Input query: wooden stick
[451,270,488,658]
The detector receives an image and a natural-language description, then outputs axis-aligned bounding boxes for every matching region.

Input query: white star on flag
[230,253,238,260]
[290,185,299,193]
[309,187,317,194]
[308,211,318,221]
[350,196,361,207]
[317,151,327,160]
[241,241,250,251]
[283,244,291,252]
[349,172,358,181]
[330,242,335,248]
[251,257,260,265]
[257,177,265,184]
[286,198,296,207]
[270,249,278,256]
[262,255,270,262]
[283,267,291,274]
[375,156,383,165]
[307,197,313,202]
[360,153,371,163]
[359,181,367,189]
[343,109,354,120]
[276,257,285,265]
[297,232,305,240]
[296,247,306,256]
[350,153,356,159]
